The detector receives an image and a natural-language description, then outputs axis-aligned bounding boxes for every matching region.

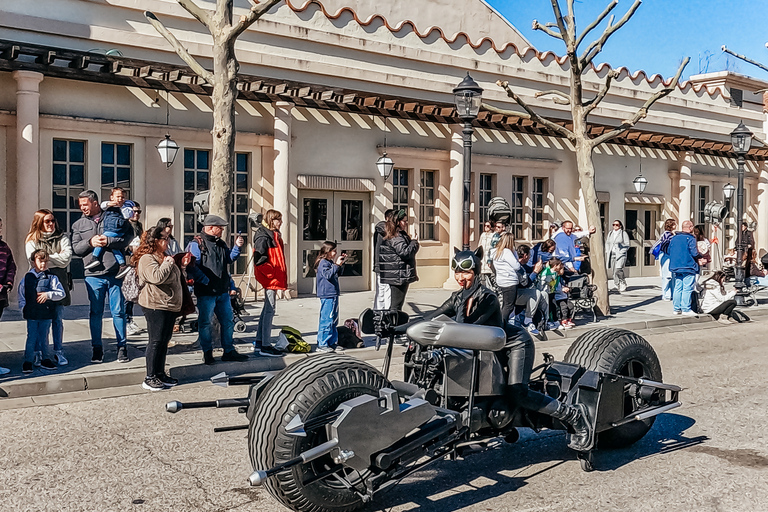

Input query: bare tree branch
[532,19,563,40]
[177,0,212,28]
[574,0,618,51]
[228,0,282,40]
[496,80,575,140]
[549,0,573,47]
[144,11,214,85]
[580,0,641,69]
[480,102,531,119]
[583,69,619,113]
[722,45,768,74]
[535,89,571,105]
[589,56,689,148]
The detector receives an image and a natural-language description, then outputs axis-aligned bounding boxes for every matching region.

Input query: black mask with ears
[451,246,483,275]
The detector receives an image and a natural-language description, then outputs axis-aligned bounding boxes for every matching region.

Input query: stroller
[565,274,598,323]
[183,286,248,334]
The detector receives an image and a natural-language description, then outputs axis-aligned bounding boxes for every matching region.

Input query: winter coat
[667,231,700,275]
[252,224,287,290]
[373,221,387,274]
[426,279,503,328]
[605,229,629,263]
[71,211,131,276]
[18,269,65,320]
[478,231,494,274]
[699,279,736,314]
[378,231,419,286]
[26,232,73,306]
[316,258,342,299]
[186,233,240,296]
[137,254,184,313]
[490,247,521,288]
[0,236,17,308]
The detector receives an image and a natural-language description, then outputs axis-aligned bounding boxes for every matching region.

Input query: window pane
[184,213,195,234]
[53,164,67,185]
[117,166,131,188]
[197,171,208,191]
[52,188,67,209]
[184,171,194,191]
[102,166,113,186]
[237,153,247,172]
[236,195,248,213]
[236,215,247,233]
[184,149,194,169]
[69,188,83,210]
[197,151,209,170]
[101,143,114,164]
[339,249,363,277]
[302,198,327,240]
[341,200,363,241]
[53,140,67,162]
[70,141,85,163]
[184,192,194,211]
[117,144,131,166]
[53,211,67,230]
[236,173,248,192]
[70,165,84,186]
[302,250,320,278]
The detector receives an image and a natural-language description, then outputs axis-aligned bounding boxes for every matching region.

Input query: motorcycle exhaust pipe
[248,438,339,486]
[166,398,250,413]
[211,372,266,387]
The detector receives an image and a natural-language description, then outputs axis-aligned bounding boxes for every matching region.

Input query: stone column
[273,101,293,297]
[677,151,693,222]
[757,163,768,255]
[667,169,680,221]
[444,126,463,289]
[13,71,44,243]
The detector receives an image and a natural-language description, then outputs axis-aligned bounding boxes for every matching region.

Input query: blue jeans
[25,319,52,363]
[92,231,125,265]
[255,289,277,349]
[317,297,339,349]
[36,304,64,353]
[197,293,235,353]
[672,272,696,313]
[660,253,673,300]
[84,275,127,348]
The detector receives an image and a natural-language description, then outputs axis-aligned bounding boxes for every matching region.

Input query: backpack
[281,326,311,353]
[121,266,143,302]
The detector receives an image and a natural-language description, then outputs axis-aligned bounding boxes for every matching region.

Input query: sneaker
[142,376,166,392]
[316,346,334,353]
[618,282,627,292]
[221,350,248,362]
[54,350,68,366]
[561,320,574,330]
[115,264,131,280]
[157,373,178,387]
[91,346,104,363]
[673,310,682,315]
[332,345,345,354]
[547,321,561,330]
[33,351,42,367]
[259,346,284,357]
[0,366,10,375]
[682,310,698,317]
[40,358,57,370]
[126,321,141,336]
[717,316,732,325]
[117,346,130,363]
[22,361,34,374]
[252,344,262,355]
[83,260,101,271]
[203,350,215,365]
[526,323,541,335]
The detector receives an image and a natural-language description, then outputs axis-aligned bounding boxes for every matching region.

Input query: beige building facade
[2,0,768,303]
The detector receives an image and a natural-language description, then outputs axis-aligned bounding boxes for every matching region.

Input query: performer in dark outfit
[419,247,593,450]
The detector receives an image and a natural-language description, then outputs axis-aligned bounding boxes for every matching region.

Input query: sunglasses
[613,223,620,226]
[451,255,476,272]
[44,219,55,224]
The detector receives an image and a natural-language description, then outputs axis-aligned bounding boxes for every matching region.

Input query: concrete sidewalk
[1,276,765,403]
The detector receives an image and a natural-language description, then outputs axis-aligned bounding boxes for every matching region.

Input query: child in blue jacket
[19,250,66,373]
[314,241,347,353]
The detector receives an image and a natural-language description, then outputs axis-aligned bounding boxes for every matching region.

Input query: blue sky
[486,0,768,82]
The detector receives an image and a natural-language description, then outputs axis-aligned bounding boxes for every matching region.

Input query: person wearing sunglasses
[24,209,73,366]
[605,219,629,293]
[403,247,593,451]
[378,209,419,311]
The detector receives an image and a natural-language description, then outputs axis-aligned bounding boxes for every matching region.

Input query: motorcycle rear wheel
[249,354,387,512]
[563,327,663,449]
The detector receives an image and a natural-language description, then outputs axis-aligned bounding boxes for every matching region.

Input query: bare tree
[722,46,768,74]
[486,0,688,314]
[145,0,282,223]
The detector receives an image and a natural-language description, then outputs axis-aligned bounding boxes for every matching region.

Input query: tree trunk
[574,139,610,315]
[208,38,237,229]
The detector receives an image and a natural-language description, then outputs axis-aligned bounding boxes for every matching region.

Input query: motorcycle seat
[406,317,506,351]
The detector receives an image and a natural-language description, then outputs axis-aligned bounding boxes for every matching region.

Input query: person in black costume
[417,247,593,451]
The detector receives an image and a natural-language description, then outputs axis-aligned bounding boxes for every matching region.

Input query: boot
[551,401,593,451]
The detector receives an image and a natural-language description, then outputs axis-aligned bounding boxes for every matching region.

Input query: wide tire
[249,354,387,512]
[563,327,662,449]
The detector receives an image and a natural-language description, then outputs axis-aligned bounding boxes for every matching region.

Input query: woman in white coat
[699,271,740,324]
[605,219,630,292]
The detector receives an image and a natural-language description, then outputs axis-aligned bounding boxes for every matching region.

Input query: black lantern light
[729,121,753,293]
[453,73,483,250]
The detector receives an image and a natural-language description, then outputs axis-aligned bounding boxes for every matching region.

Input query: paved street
[1,319,767,511]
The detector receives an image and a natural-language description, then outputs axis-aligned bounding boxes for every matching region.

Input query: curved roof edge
[284,0,726,100]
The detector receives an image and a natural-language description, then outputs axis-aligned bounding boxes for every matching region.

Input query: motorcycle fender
[444,349,506,396]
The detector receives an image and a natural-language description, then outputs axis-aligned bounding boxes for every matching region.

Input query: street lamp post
[730,121,753,289]
[453,73,483,251]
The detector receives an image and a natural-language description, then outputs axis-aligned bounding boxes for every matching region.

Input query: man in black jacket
[373,209,394,310]
[186,215,248,365]
[71,190,132,364]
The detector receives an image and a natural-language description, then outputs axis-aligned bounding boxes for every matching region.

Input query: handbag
[651,243,662,259]
[121,267,142,302]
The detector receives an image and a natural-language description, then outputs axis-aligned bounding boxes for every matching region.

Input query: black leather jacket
[427,280,503,327]
[378,231,419,286]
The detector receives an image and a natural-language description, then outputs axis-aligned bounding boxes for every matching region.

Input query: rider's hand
[235,236,244,247]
